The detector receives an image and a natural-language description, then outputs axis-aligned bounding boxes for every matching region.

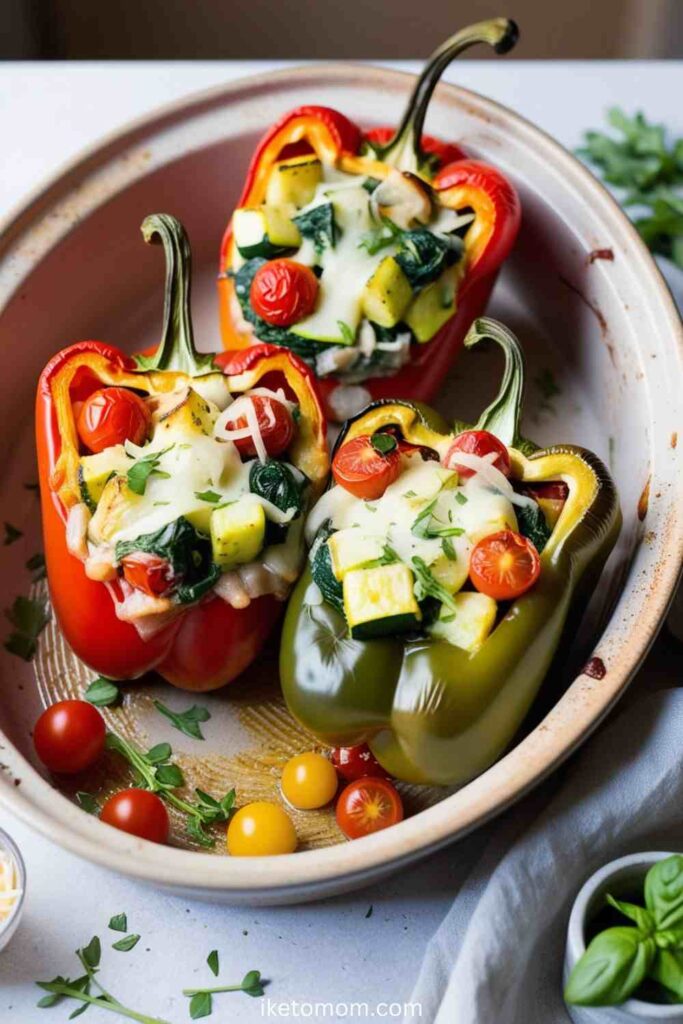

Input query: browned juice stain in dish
[588,248,614,264]
[638,476,651,522]
[33,589,445,854]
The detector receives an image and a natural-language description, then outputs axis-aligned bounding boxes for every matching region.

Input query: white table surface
[0,60,681,1023]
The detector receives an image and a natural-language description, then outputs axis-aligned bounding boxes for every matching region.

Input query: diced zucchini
[429,592,498,652]
[291,279,362,344]
[327,530,385,581]
[429,549,469,594]
[467,500,518,545]
[361,257,413,328]
[185,506,213,536]
[265,156,323,208]
[153,387,219,439]
[78,445,131,511]
[210,498,265,569]
[233,206,301,259]
[343,563,421,640]
[88,476,142,544]
[404,265,458,343]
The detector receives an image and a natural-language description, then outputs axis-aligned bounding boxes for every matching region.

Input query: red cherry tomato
[100,789,170,844]
[332,433,401,500]
[121,553,173,597]
[336,777,403,840]
[33,700,106,774]
[443,430,511,479]
[469,529,541,600]
[331,744,389,782]
[250,259,319,327]
[224,395,295,458]
[77,387,151,454]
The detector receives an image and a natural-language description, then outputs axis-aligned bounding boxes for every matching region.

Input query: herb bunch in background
[565,854,683,1007]
[579,108,683,268]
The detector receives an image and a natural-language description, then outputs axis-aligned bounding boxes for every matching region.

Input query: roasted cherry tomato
[227,801,297,856]
[335,777,403,840]
[100,788,170,844]
[331,744,389,782]
[76,387,151,454]
[469,529,541,600]
[443,429,511,479]
[33,699,106,774]
[281,752,338,810]
[224,395,295,458]
[121,552,173,597]
[332,433,401,500]
[250,259,319,327]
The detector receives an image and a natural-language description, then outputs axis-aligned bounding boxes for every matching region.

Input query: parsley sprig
[105,732,235,846]
[411,498,465,540]
[127,446,174,496]
[579,108,683,268]
[411,556,458,613]
[184,970,265,1018]
[153,699,210,740]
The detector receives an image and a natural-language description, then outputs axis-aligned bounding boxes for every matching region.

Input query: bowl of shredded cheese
[0,829,25,951]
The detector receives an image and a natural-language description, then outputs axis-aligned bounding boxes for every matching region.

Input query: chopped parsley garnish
[411,557,458,613]
[127,445,174,496]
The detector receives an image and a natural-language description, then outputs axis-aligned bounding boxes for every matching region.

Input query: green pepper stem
[135,213,214,377]
[375,18,518,174]
[464,316,525,448]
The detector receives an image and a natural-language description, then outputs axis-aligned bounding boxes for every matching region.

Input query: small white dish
[0,827,26,952]
[564,852,683,1023]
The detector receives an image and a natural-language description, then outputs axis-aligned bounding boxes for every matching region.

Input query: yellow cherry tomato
[227,801,297,857]
[281,752,339,810]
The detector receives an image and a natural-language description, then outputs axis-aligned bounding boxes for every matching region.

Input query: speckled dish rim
[0,63,681,901]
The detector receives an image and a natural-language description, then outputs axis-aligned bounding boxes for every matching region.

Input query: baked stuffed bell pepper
[37,214,328,692]
[280,318,621,785]
[218,19,521,421]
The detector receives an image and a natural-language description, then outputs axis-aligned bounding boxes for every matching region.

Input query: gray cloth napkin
[408,688,683,1023]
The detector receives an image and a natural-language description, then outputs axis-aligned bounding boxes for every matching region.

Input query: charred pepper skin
[280,318,621,786]
[218,19,521,418]
[36,214,328,691]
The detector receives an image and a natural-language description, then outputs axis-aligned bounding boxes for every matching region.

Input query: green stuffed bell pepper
[279,317,621,786]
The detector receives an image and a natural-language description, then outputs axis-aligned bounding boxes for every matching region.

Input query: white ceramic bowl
[0,65,681,903]
[564,852,683,1023]
[0,828,26,952]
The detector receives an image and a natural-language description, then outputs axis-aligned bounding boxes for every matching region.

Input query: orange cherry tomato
[332,433,401,500]
[121,552,173,597]
[250,259,319,327]
[335,777,403,840]
[100,789,170,844]
[469,529,541,600]
[331,744,389,782]
[77,387,151,454]
[443,429,511,479]
[224,395,295,458]
[33,700,106,774]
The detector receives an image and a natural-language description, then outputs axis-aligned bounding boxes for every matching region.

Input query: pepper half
[280,318,621,785]
[218,19,521,420]
[37,214,328,691]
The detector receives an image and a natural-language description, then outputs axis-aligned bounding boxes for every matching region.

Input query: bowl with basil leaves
[564,853,683,1022]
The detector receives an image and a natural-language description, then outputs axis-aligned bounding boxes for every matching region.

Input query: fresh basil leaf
[153,699,210,741]
[645,855,683,930]
[650,947,683,1000]
[189,991,212,1019]
[112,934,140,952]
[84,677,121,708]
[564,927,655,1006]
[207,950,219,977]
[606,894,654,932]
[145,742,172,765]
[80,936,101,970]
[155,763,185,788]
[108,913,127,933]
[76,792,99,815]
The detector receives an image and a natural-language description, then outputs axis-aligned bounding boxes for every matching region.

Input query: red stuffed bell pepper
[218,18,521,422]
[37,214,328,691]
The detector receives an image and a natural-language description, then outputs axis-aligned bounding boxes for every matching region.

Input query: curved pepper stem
[135,213,215,377]
[374,18,518,174]
[464,316,528,450]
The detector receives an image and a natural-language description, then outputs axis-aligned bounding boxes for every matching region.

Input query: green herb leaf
[241,970,264,997]
[441,537,457,561]
[337,320,356,345]
[370,431,398,456]
[645,855,683,930]
[650,946,683,1000]
[145,742,172,765]
[37,992,63,1008]
[155,763,185,788]
[153,700,210,741]
[112,934,140,952]
[455,492,468,506]
[80,937,101,970]
[516,501,551,554]
[564,927,655,1007]
[84,677,121,708]
[606,894,655,932]
[26,552,46,581]
[126,446,174,497]
[292,203,338,255]
[411,557,458,613]
[189,992,212,1019]
[76,792,99,815]
[194,491,221,504]
[4,595,49,661]
[207,950,219,977]
[411,500,464,540]
[4,522,22,546]
[108,914,128,933]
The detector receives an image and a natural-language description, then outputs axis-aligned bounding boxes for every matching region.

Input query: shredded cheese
[0,847,22,926]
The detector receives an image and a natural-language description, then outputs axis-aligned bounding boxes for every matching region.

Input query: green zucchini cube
[210,498,266,569]
[265,155,323,208]
[233,206,301,259]
[343,563,421,639]
[429,591,497,652]
[361,256,413,328]
[327,529,386,581]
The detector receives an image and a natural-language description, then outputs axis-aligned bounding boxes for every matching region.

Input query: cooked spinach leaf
[292,203,338,255]
[310,524,344,615]
[115,518,219,604]
[249,460,305,545]
[395,229,463,289]
[516,500,551,553]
